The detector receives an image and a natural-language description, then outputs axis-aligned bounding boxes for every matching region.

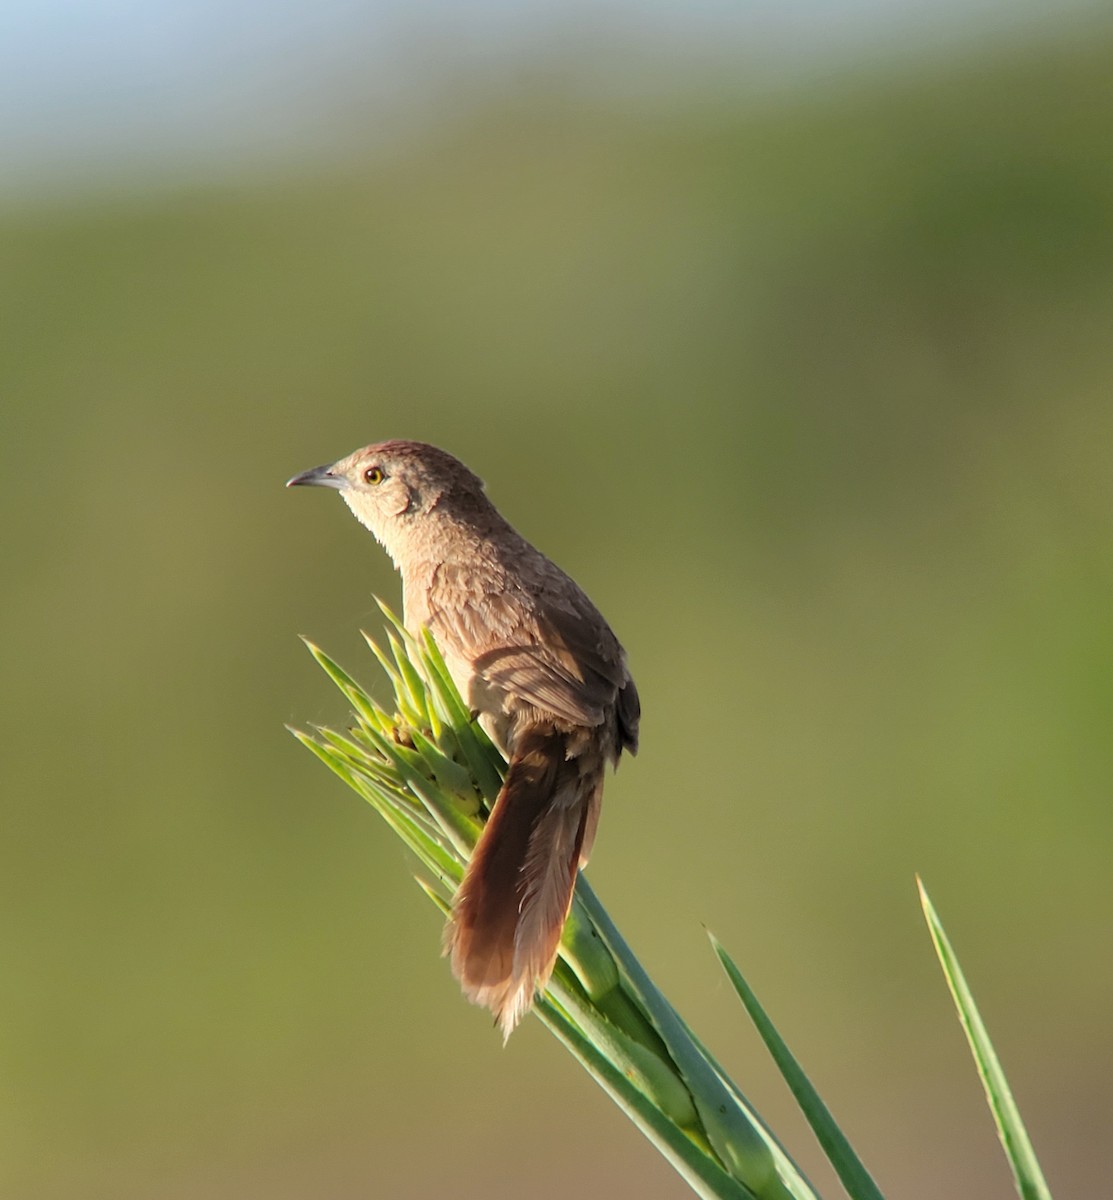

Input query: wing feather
[427,560,636,741]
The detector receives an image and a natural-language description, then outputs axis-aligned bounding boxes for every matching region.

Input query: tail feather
[579,784,603,867]
[448,728,602,1039]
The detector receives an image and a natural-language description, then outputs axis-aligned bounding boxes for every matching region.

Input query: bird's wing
[427,561,633,733]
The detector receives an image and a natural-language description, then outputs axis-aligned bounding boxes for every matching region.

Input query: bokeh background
[3,2,1112,1197]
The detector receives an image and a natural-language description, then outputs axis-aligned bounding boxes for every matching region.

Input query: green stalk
[292,607,823,1198]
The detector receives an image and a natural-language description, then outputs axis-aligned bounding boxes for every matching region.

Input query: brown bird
[288,440,639,1037]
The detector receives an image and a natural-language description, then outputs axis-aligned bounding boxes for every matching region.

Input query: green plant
[290,607,1052,1200]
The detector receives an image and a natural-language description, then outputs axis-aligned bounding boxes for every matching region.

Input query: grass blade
[576,879,796,1200]
[918,879,1053,1200]
[710,934,886,1200]
[534,998,761,1200]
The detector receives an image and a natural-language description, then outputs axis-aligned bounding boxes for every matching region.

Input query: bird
[288,440,639,1037]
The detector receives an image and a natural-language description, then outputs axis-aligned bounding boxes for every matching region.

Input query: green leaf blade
[535,998,761,1200]
[709,933,886,1200]
[575,879,805,1200]
[918,879,1053,1200]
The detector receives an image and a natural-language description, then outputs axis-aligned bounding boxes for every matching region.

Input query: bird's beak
[286,463,347,490]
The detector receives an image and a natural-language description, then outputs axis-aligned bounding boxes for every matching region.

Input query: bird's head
[287,439,489,559]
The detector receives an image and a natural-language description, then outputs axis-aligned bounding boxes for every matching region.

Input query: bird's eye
[364,466,385,485]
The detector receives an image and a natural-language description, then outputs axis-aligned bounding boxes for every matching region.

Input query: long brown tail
[447,727,602,1039]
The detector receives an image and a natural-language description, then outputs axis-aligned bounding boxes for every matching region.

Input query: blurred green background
[3,4,1112,1198]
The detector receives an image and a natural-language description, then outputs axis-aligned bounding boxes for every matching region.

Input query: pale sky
[0,0,1070,198]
